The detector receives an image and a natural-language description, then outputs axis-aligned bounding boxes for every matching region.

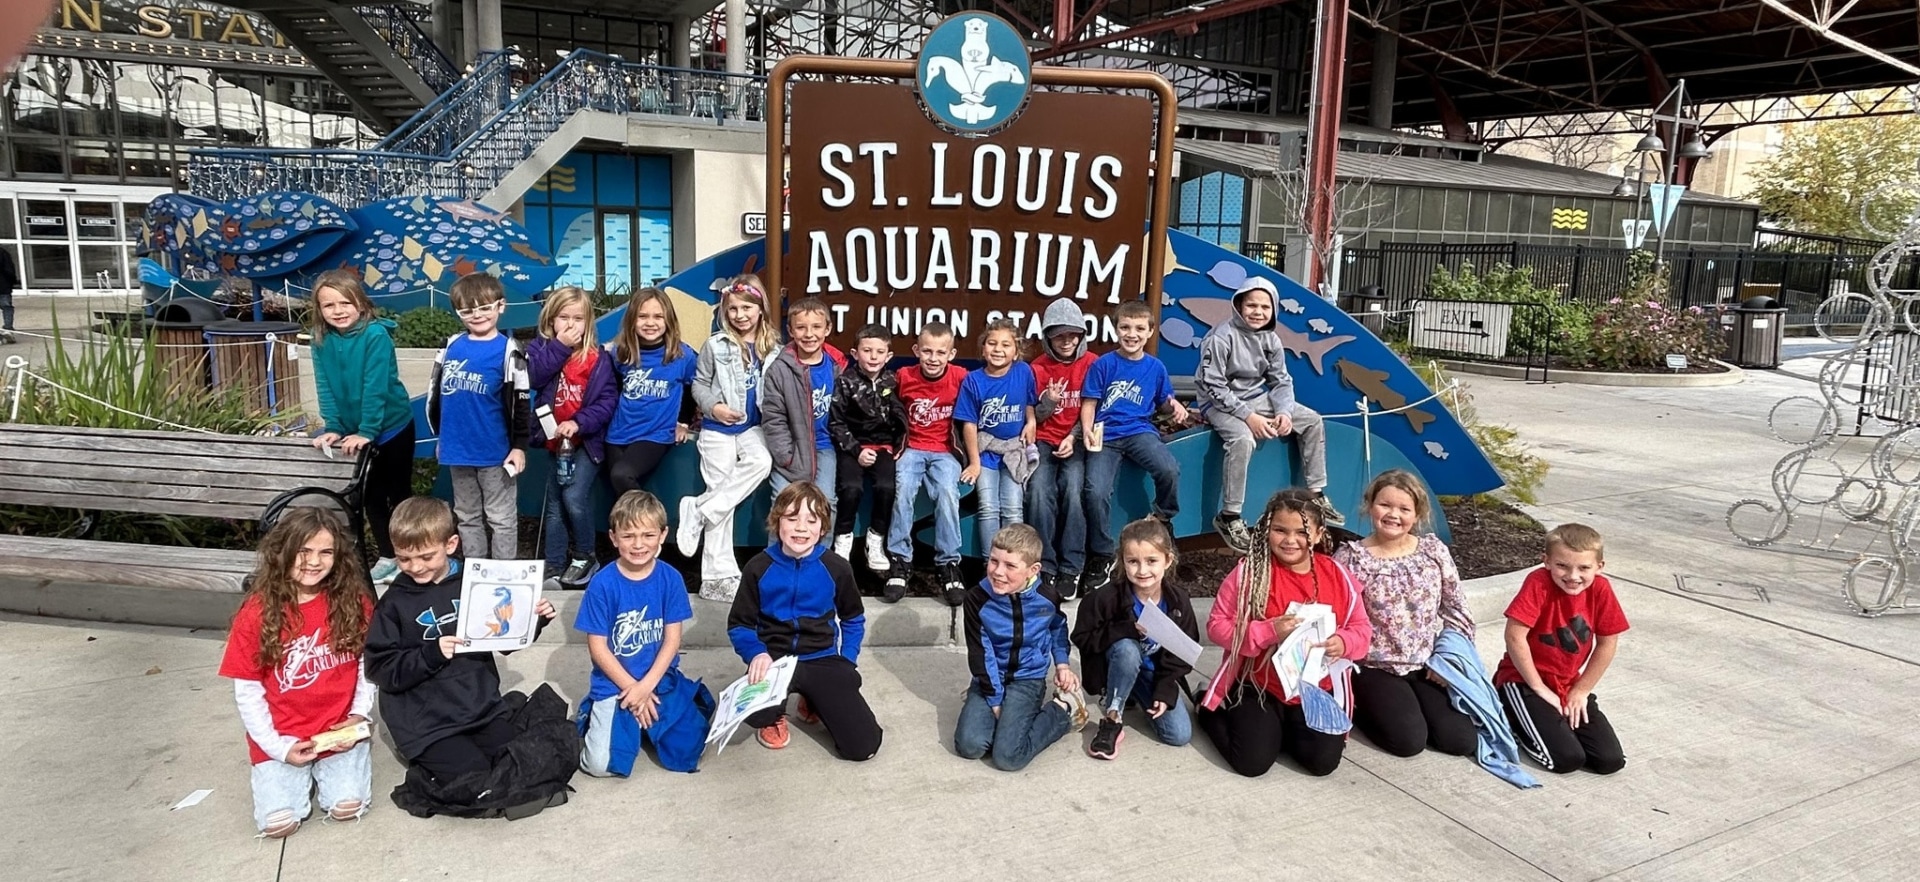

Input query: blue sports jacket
[727,543,866,664]
[962,578,1070,706]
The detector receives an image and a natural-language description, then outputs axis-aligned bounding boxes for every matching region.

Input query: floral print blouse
[1333,533,1474,676]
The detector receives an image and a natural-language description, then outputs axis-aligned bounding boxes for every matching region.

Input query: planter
[1436,358,1745,387]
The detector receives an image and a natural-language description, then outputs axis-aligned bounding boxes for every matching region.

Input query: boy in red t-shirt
[889,321,969,606]
[1494,523,1629,774]
[1028,300,1098,601]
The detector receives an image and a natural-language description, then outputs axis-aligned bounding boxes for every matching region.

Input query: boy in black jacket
[365,496,557,785]
[827,323,909,594]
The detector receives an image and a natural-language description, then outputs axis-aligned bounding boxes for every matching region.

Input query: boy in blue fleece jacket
[955,523,1090,771]
[726,481,883,761]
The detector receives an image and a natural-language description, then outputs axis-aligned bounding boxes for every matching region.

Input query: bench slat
[0,487,278,520]
[0,423,337,448]
[0,456,349,493]
[0,446,355,482]
[0,473,291,506]
[0,535,254,592]
[0,429,358,474]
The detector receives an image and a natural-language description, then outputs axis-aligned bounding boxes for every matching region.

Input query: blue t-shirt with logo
[954,361,1036,469]
[809,358,836,451]
[1083,351,1172,442]
[436,334,510,467]
[574,561,694,702]
[607,342,698,446]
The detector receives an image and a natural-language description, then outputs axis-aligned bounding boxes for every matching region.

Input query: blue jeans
[1103,638,1194,746]
[1085,431,1180,558]
[890,449,961,564]
[543,450,601,571]
[972,463,1025,554]
[1026,446,1087,577]
[771,446,838,527]
[953,678,1073,771]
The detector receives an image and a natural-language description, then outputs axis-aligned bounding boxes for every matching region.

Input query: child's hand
[324,715,371,751]
[437,635,465,659]
[1054,664,1080,695]
[340,434,372,455]
[674,423,691,444]
[1019,422,1036,446]
[1148,700,1168,719]
[991,705,1001,719]
[1168,399,1190,425]
[535,598,557,620]
[1273,412,1294,436]
[285,740,319,766]
[556,419,579,439]
[960,463,980,484]
[1053,435,1074,458]
[1319,634,1346,661]
[311,432,341,450]
[1267,614,1301,641]
[1040,378,1066,408]
[713,404,745,425]
[748,652,773,684]
[504,449,526,475]
[859,448,878,467]
[620,682,660,727]
[1425,668,1448,687]
[1246,413,1276,439]
[1562,687,1591,729]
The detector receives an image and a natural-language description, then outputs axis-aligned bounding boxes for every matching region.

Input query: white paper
[454,559,544,653]
[1271,602,1336,701]
[170,789,213,811]
[1136,599,1203,666]
[705,656,797,753]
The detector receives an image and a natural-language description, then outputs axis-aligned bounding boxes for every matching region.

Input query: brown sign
[785,81,1153,349]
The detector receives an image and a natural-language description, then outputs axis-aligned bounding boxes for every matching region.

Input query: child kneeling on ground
[956,523,1090,771]
[577,490,714,775]
[1072,517,1199,760]
[727,481,884,760]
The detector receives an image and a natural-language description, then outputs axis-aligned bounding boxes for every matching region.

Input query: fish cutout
[1207,260,1248,291]
[301,202,318,219]
[246,217,277,231]
[1336,358,1436,433]
[409,196,429,214]
[1279,298,1305,315]
[1145,233,1196,278]
[666,286,717,350]
[1275,324,1355,375]
[1177,298,1235,331]
[509,241,550,264]
[1423,441,1449,460]
[1307,318,1334,335]
[1161,317,1197,348]
[401,236,424,260]
[451,256,479,277]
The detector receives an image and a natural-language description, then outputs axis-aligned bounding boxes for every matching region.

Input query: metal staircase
[221,0,457,132]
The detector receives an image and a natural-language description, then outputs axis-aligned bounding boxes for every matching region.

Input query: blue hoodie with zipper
[962,578,1070,707]
[728,543,866,664]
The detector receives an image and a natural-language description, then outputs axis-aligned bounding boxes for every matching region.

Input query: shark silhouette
[1274,324,1355,376]
[1336,358,1436,433]
[924,19,1026,125]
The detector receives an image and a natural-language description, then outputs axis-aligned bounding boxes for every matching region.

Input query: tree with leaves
[1748,109,1920,240]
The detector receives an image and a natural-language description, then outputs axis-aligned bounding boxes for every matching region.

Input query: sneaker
[1312,492,1346,527]
[756,717,790,750]
[0,330,14,345]
[1088,717,1125,760]
[1056,687,1090,731]
[1213,512,1254,554]
[939,562,966,607]
[676,497,703,557]
[883,558,909,604]
[831,533,854,560]
[559,557,594,589]
[863,530,889,572]
[369,557,399,584]
[1079,555,1113,598]
[795,696,820,725]
[1056,572,1082,603]
[698,577,738,603]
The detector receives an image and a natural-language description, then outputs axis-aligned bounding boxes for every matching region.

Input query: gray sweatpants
[1207,403,1327,515]
[449,465,519,559]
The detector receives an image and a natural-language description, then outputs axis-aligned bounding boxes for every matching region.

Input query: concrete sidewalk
[5,329,1920,879]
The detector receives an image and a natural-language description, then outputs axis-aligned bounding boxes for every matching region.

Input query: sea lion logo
[916,13,1033,135]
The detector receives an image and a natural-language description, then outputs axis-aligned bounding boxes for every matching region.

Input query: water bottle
[555,437,576,487]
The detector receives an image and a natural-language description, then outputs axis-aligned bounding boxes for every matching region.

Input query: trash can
[203,320,303,415]
[1343,285,1390,336]
[1724,295,1786,369]
[141,299,227,398]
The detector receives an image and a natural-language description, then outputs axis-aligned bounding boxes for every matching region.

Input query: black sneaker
[1212,512,1253,554]
[1087,717,1125,760]
[1312,492,1346,527]
[939,562,966,607]
[1056,572,1082,602]
[1080,555,1113,597]
[558,557,595,590]
[1037,572,1058,604]
[883,557,909,604]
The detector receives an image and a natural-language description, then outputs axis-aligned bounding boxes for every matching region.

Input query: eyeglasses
[455,301,504,319]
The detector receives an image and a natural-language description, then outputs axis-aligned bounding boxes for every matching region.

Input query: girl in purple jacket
[527,286,616,588]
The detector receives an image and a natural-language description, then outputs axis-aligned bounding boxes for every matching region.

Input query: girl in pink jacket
[1198,489,1372,777]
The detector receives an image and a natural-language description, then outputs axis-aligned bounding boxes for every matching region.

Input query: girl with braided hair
[1197,490,1372,777]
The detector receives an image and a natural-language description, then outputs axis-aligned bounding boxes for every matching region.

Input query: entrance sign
[1410,300,1513,359]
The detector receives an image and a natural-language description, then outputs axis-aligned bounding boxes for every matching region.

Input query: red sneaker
[796,696,820,726]
[757,717,790,750]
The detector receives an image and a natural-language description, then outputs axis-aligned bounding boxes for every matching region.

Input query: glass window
[122,142,174,182]
[74,202,120,239]
[8,55,68,136]
[25,243,72,289]
[77,244,126,290]
[9,138,63,176]
[69,140,121,179]
[0,199,14,239]
[22,201,67,240]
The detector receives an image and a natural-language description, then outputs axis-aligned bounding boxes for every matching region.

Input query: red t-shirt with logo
[218,592,372,764]
[896,364,968,453]
[1030,352,1096,447]
[1493,568,1630,698]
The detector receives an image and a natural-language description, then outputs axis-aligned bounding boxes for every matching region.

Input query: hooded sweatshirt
[1194,279,1297,419]
[313,317,414,441]
[728,542,867,664]
[1031,299,1096,447]
[365,559,548,760]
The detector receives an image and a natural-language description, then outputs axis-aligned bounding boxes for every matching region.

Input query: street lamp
[1627,78,1713,265]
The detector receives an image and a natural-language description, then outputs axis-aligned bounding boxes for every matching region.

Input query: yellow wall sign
[1550,207,1590,231]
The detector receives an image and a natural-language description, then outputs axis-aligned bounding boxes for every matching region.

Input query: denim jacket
[692,333,761,421]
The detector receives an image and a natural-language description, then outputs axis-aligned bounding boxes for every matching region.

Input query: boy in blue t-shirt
[955,318,1037,558]
[427,273,530,560]
[763,298,847,522]
[576,490,713,776]
[1079,300,1190,594]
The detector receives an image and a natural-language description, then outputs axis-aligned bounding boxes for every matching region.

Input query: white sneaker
[676,497,703,557]
[369,557,399,584]
[698,577,738,603]
[831,533,854,560]
[864,530,888,572]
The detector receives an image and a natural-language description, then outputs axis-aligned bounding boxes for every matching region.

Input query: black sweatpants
[833,449,897,538]
[1197,682,1345,777]
[606,440,673,498]
[744,656,883,762]
[1498,682,1625,775]
[411,713,518,782]
[366,422,418,558]
[1352,665,1477,758]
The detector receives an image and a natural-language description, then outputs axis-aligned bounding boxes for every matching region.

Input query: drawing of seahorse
[486,586,514,637]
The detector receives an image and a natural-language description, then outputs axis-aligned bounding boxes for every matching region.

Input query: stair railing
[352,3,460,96]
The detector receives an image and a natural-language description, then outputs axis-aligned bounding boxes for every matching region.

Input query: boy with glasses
[428,274,531,559]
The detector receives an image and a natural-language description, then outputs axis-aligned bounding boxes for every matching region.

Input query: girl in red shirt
[1198,490,1371,777]
[218,507,376,838]
[527,286,617,588]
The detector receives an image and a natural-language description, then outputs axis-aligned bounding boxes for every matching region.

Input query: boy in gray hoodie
[1194,277,1340,553]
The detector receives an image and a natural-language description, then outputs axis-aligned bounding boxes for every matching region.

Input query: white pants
[693,427,772,582]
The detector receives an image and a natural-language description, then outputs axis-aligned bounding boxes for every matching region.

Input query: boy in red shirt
[889,321,969,606]
[1494,523,1628,774]
[1028,300,1097,601]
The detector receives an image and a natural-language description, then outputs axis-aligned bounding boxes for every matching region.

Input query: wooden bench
[0,424,366,599]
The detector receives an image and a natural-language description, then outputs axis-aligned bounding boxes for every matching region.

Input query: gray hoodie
[1194,283,1295,419]
[1035,299,1089,424]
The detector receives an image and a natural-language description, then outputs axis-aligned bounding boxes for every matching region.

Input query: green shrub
[1425,262,1591,362]
[392,307,463,349]
[6,319,279,434]
[1585,298,1725,371]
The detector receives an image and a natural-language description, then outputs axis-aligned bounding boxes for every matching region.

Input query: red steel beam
[1032,0,1290,61]
[1305,0,1349,296]
[1055,0,1074,47]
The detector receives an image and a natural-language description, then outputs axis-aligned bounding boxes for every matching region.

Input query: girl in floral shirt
[1333,470,1477,759]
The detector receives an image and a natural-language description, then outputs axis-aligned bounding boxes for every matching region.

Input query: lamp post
[1629,78,1713,266]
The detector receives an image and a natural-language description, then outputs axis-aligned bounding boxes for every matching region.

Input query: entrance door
[597,210,635,296]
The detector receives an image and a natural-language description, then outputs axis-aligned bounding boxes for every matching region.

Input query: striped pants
[1498,682,1626,775]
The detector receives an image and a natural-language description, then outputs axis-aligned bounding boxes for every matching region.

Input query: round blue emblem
[915,13,1034,135]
